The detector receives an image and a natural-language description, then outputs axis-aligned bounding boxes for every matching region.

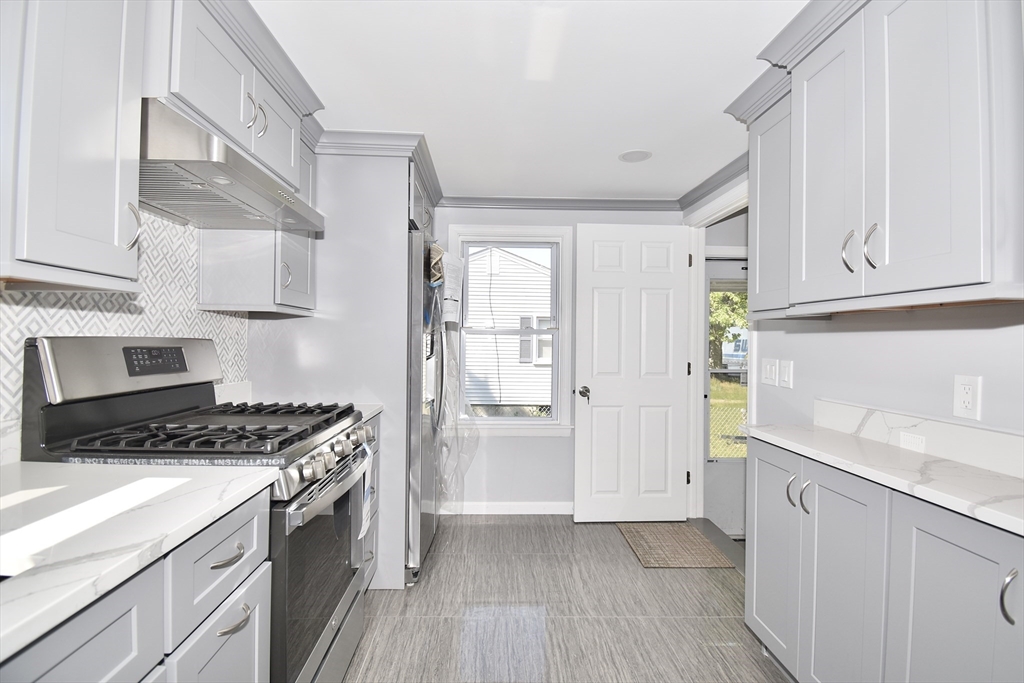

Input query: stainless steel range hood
[139,99,324,236]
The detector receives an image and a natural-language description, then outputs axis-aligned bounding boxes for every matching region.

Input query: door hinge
[687,362,692,376]
[688,254,693,267]
[687,471,691,485]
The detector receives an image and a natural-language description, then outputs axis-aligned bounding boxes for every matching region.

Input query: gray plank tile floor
[343,516,786,683]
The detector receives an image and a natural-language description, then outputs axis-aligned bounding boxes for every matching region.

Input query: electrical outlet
[899,432,926,453]
[779,360,794,389]
[953,375,982,420]
[761,358,778,386]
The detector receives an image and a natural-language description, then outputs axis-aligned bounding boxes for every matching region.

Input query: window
[450,224,573,432]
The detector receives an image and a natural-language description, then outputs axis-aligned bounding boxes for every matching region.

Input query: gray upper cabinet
[746,439,802,674]
[748,94,792,312]
[7,0,146,285]
[798,458,889,683]
[251,71,301,189]
[885,493,1023,683]
[168,0,301,189]
[297,143,317,208]
[276,231,315,310]
[863,0,990,296]
[789,12,865,304]
[171,0,255,151]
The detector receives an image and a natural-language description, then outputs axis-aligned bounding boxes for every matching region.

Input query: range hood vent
[139,99,324,235]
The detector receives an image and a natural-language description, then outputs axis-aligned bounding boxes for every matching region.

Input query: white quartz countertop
[745,424,1024,537]
[0,462,279,662]
[355,403,383,420]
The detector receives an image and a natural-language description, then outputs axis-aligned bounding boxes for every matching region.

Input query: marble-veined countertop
[0,462,278,662]
[744,424,1024,537]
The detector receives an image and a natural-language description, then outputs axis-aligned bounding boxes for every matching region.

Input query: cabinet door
[0,562,163,682]
[748,95,792,312]
[14,0,145,281]
[172,0,255,150]
[863,0,991,296]
[251,71,301,189]
[798,459,890,683]
[746,439,802,674]
[885,493,1023,683]
[165,562,271,683]
[276,231,315,309]
[790,13,865,304]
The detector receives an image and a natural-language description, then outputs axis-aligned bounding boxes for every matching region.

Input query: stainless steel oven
[270,445,371,683]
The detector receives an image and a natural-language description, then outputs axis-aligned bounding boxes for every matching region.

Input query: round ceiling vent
[618,149,652,163]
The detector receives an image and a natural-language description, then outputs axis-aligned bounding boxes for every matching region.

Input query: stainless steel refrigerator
[406,227,445,583]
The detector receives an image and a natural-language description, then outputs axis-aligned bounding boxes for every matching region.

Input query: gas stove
[20,337,372,500]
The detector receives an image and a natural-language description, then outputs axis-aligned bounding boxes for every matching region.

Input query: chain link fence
[469,404,553,419]
[709,370,747,459]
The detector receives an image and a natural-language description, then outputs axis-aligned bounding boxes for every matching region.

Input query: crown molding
[725,67,792,128]
[200,0,324,116]
[316,130,424,157]
[436,196,684,212]
[300,115,325,151]
[678,154,749,211]
[757,0,869,70]
[412,139,444,207]
[683,179,749,229]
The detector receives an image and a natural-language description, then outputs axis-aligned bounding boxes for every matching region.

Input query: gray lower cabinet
[747,439,889,682]
[746,439,802,674]
[884,493,1024,683]
[198,229,315,314]
[0,562,164,682]
[798,458,889,683]
[165,561,271,683]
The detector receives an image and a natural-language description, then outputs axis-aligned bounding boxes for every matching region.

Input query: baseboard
[441,501,574,515]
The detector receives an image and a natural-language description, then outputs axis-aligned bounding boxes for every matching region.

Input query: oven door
[270,449,370,683]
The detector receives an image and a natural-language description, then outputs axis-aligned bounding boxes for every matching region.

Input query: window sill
[456,424,574,438]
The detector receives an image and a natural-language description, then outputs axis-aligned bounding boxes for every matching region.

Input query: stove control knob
[301,459,317,482]
[312,456,327,480]
[319,447,337,470]
[336,438,354,457]
[363,425,376,444]
[348,429,363,447]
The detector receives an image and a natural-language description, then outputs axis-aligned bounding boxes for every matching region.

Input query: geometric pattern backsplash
[0,212,247,425]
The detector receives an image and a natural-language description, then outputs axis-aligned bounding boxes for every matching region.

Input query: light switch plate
[761,358,778,386]
[953,375,981,420]
[779,360,794,389]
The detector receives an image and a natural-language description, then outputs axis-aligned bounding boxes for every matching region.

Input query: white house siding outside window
[461,242,559,421]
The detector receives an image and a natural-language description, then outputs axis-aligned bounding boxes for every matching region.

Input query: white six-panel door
[574,224,690,522]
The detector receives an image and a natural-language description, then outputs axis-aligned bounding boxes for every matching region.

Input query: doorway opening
[703,259,748,537]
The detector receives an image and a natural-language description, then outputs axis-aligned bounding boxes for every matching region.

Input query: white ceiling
[250,0,807,201]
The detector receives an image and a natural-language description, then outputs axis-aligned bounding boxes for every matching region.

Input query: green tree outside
[708,291,748,369]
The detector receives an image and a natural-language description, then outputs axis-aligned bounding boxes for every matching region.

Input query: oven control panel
[123,346,188,376]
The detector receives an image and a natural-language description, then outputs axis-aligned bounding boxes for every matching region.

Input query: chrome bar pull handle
[864,223,879,269]
[246,93,258,129]
[786,474,798,508]
[841,230,856,273]
[799,480,812,514]
[1001,568,1018,625]
[125,203,143,250]
[281,262,293,289]
[257,105,269,138]
[209,542,245,570]
[217,603,252,637]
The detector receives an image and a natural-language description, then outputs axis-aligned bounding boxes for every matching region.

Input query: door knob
[579,386,590,404]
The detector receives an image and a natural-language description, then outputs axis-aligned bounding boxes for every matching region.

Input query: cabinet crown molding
[300,115,325,151]
[200,0,324,117]
[757,0,869,70]
[316,130,443,206]
[725,67,792,127]
[436,196,684,212]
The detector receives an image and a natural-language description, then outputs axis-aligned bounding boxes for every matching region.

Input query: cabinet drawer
[165,562,271,683]
[165,489,269,653]
[0,561,163,682]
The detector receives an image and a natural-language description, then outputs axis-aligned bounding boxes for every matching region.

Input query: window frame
[450,225,573,436]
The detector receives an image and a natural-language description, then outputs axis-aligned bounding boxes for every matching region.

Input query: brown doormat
[617,522,735,568]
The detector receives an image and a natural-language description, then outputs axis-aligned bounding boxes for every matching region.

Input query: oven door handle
[286,446,371,532]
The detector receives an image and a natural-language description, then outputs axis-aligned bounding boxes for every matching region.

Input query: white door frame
[686,226,706,520]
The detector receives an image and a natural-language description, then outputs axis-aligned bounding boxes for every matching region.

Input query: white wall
[752,303,1024,436]
[434,205,684,510]
[248,154,410,588]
